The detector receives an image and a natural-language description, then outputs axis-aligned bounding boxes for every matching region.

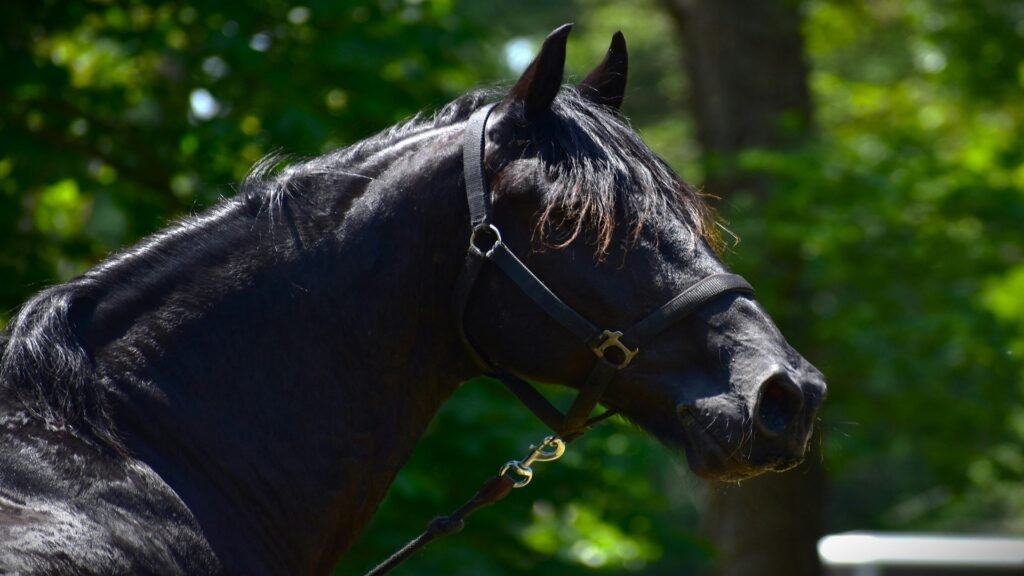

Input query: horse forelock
[523,87,714,257]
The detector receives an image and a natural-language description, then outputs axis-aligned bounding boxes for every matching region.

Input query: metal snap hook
[498,435,567,488]
[522,436,565,467]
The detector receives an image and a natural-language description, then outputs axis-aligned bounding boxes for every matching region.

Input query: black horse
[0,26,826,575]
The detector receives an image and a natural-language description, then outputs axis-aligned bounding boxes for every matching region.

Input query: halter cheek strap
[453,102,755,441]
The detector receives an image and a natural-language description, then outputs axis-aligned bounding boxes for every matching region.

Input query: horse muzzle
[676,365,827,480]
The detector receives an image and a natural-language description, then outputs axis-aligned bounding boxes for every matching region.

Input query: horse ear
[579,31,628,111]
[508,23,573,120]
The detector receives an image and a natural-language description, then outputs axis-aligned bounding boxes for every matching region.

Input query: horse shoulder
[0,401,220,576]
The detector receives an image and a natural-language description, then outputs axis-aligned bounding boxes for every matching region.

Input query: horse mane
[240,87,713,256]
[239,90,497,216]
[0,86,711,452]
[0,280,120,449]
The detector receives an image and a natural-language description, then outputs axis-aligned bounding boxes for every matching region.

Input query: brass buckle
[593,330,638,369]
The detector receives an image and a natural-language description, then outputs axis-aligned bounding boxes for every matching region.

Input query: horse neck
[98,126,477,573]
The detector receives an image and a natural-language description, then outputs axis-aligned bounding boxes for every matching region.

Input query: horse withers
[0,25,825,576]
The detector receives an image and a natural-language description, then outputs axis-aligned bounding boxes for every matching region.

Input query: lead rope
[364,435,568,576]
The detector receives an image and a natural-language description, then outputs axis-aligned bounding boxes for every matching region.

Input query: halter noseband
[453,102,756,441]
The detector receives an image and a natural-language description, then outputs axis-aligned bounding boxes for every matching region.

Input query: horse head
[460,25,826,481]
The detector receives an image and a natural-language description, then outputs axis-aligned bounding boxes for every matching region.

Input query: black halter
[453,102,756,441]
[365,102,759,576]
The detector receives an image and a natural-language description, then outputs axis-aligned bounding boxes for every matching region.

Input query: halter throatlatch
[366,102,756,576]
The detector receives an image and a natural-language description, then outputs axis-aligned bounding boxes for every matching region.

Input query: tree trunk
[664,0,812,198]
[700,444,825,576]
[660,1,825,575]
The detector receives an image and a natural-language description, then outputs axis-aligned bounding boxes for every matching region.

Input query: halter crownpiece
[454,102,756,440]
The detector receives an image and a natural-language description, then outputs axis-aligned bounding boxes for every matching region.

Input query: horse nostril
[755,375,804,437]
[804,375,828,411]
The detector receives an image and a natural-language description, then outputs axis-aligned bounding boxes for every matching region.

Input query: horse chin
[678,422,764,481]
[682,415,812,481]
[645,414,776,482]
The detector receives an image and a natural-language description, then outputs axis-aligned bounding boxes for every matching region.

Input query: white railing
[818,532,1024,576]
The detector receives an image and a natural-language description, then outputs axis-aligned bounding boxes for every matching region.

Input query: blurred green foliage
[762,0,1024,533]
[1,0,1022,574]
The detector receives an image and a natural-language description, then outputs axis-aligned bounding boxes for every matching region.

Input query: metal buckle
[593,329,639,369]
[469,224,503,258]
